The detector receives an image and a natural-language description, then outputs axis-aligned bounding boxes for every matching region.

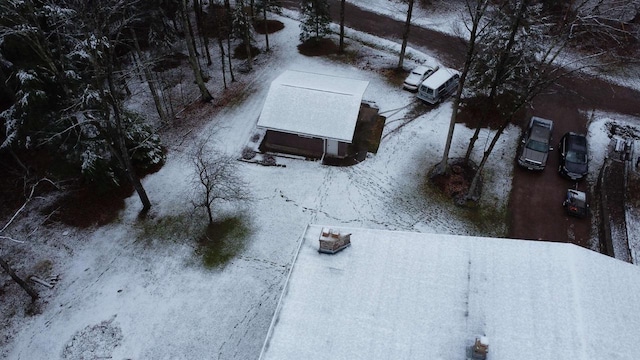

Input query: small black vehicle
[563,189,589,218]
[558,132,588,181]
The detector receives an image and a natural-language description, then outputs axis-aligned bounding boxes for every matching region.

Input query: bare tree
[397,0,415,69]
[190,138,249,224]
[436,0,493,175]
[0,178,57,302]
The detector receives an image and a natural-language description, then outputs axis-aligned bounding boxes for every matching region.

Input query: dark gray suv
[517,116,554,171]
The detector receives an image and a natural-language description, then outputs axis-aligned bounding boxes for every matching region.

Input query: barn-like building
[257,70,375,162]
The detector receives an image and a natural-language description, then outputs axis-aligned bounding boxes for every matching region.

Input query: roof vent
[318,228,351,254]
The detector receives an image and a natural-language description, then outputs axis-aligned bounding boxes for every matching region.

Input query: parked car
[558,132,588,181]
[403,65,437,91]
[517,116,554,170]
[416,67,460,104]
[563,189,589,218]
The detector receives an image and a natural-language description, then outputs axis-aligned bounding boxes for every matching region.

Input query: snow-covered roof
[257,70,369,143]
[260,225,640,360]
[420,67,459,89]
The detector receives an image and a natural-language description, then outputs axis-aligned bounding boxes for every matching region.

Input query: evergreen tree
[299,0,331,43]
[233,0,255,70]
[0,0,166,210]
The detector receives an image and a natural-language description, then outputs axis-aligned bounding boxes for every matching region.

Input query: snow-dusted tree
[463,0,542,163]
[456,0,640,201]
[190,137,248,225]
[398,0,415,69]
[339,0,346,53]
[436,0,494,175]
[0,0,167,211]
[233,0,255,71]
[0,1,75,154]
[564,0,640,56]
[255,0,282,52]
[299,0,331,43]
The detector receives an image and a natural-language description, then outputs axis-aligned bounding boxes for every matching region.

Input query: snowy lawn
[3,12,518,360]
[587,112,640,264]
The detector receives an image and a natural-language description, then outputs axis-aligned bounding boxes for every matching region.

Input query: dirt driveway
[288,1,640,248]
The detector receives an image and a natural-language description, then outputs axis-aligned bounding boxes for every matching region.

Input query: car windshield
[526,139,548,152]
[566,150,587,164]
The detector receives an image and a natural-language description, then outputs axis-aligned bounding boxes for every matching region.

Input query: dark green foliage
[0,0,167,186]
[255,0,282,14]
[299,0,331,43]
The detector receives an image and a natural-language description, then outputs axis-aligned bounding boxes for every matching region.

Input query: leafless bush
[241,147,256,160]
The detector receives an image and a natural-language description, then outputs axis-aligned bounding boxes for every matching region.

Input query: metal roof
[420,67,460,89]
[257,70,370,143]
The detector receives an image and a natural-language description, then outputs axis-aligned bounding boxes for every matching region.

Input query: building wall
[261,130,350,159]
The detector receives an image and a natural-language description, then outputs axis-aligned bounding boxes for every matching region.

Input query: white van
[416,68,460,104]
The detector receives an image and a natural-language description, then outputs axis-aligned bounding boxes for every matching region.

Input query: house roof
[257,70,370,143]
[259,225,640,360]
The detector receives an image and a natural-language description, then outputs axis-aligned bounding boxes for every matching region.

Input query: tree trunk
[438,0,489,175]
[0,256,39,302]
[131,30,170,124]
[315,1,320,39]
[214,11,228,89]
[466,120,511,202]
[193,0,212,66]
[339,0,346,54]
[397,0,414,69]
[263,6,270,52]
[181,0,213,102]
[106,73,152,212]
[244,40,253,71]
[237,0,253,70]
[227,36,236,82]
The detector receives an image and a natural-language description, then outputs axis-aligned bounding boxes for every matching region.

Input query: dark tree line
[0,0,283,300]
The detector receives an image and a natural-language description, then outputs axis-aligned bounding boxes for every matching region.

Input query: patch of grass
[196,216,252,268]
[460,204,508,237]
[380,67,407,87]
[136,213,194,244]
[422,164,508,237]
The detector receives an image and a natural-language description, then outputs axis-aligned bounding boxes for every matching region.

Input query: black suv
[558,132,588,181]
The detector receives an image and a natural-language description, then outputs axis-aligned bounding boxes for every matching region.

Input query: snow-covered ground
[588,112,640,264]
[1,12,517,360]
[348,0,466,36]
